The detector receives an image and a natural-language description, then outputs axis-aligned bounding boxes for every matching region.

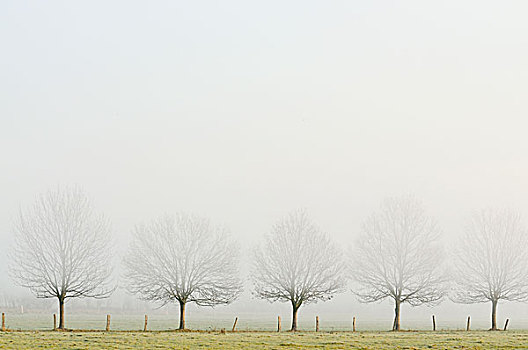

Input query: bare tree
[252,210,345,331]
[351,197,445,331]
[9,186,114,329]
[123,213,242,330]
[452,209,528,330]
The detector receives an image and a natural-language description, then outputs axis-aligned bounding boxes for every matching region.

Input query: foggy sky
[2,0,528,328]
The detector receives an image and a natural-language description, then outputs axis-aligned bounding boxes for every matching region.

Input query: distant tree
[123,214,242,330]
[351,197,445,331]
[452,209,528,330]
[252,210,345,331]
[9,186,114,329]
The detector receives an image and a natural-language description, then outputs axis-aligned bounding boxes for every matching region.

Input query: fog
[2,0,528,330]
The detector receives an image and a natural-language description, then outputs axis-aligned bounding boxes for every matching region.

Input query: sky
[1,0,528,329]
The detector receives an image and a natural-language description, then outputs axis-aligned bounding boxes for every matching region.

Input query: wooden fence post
[504,319,509,331]
[353,317,356,332]
[432,315,436,331]
[466,316,470,331]
[1,313,5,331]
[232,317,238,332]
[53,314,57,330]
[315,316,319,332]
[106,314,111,331]
[144,315,148,331]
[277,316,281,332]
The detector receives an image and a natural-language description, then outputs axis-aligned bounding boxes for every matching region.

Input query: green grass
[1,330,527,349]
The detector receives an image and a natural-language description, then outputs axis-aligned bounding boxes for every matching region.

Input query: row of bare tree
[9,187,528,331]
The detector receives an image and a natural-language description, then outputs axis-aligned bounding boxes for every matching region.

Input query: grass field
[0,330,527,349]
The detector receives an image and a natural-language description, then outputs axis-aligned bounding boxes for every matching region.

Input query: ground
[0,330,527,349]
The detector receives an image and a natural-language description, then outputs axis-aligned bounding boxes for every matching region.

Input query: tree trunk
[58,297,65,330]
[178,300,186,330]
[392,299,401,331]
[491,299,498,330]
[291,303,299,331]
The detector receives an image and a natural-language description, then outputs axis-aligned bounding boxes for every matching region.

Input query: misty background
[1,0,528,330]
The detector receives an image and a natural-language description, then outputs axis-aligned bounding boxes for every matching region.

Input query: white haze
[1,0,528,330]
